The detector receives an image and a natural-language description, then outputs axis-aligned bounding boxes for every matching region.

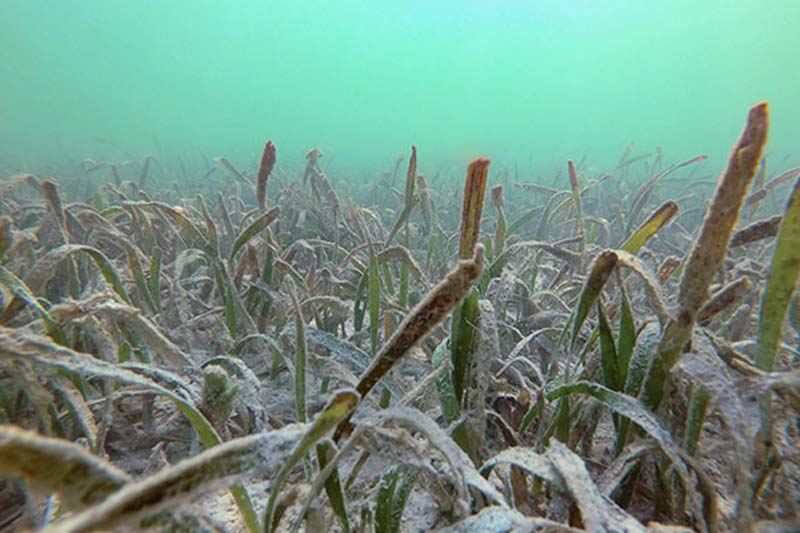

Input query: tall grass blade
[385,146,417,246]
[368,242,381,354]
[567,160,586,255]
[597,301,623,391]
[684,386,710,457]
[289,286,307,423]
[755,176,800,372]
[571,250,618,350]
[754,176,800,445]
[264,390,359,533]
[256,140,276,211]
[643,102,768,411]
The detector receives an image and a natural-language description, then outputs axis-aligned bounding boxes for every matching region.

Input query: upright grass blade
[375,465,417,533]
[643,102,769,412]
[432,338,474,458]
[491,185,506,257]
[41,179,65,232]
[452,157,489,402]
[755,176,800,372]
[617,281,636,383]
[616,322,660,455]
[432,339,461,424]
[597,301,623,392]
[125,243,158,314]
[148,247,163,314]
[218,192,235,241]
[264,390,359,533]
[42,179,82,298]
[197,194,221,258]
[684,386,710,457]
[353,272,368,332]
[256,140,276,211]
[398,260,409,308]
[570,250,618,350]
[754,176,800,442]
[0,216,12,262]
[416,174,433,237]
[368,242,381,355]
[458,158,490,259]
[567,160,586,255]
[213,260,241,339]
[315,441,350,533]
[288,286,307,424]
[451,289,479,402]
[385,146,417,246]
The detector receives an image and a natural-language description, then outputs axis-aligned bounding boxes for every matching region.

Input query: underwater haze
[3,2,800,532]
[1,0,799,178]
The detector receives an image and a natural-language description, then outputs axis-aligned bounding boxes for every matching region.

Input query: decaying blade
[371,407,507,510]
[459,158,490,259]
[644,102,769,411]
[48,295,193,367]
[256,140,276,211]
[729,214,782,248]
[545,440,647,532]
[681,103,768,314]
[697,276,751,325]
[45,424,310,532]
[0,425,130,510]
[334,245,484,441]
[439,507,583,532]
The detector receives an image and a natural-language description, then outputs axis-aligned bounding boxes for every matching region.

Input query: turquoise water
[1,1,798,179]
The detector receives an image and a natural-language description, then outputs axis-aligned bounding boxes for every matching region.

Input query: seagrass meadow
[0,99,797,532]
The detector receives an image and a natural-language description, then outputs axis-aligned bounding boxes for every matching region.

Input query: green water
[1,1,798,179]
